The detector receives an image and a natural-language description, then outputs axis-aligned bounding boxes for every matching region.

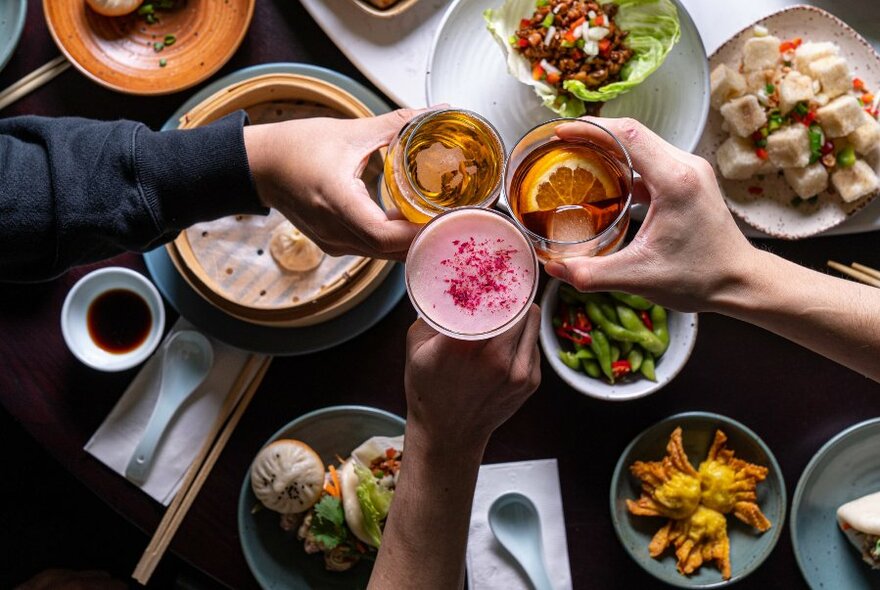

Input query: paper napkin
[85,318,266,505]
[467,459,573,590]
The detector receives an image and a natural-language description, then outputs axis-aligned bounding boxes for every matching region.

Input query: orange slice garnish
[522,147,620,212]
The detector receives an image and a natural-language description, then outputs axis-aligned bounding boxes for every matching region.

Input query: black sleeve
[0,110,266,282]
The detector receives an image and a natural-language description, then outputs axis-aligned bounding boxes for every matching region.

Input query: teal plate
[238,406,405,589]
[0,0,26,74]
[611,411,786,588]
[146,62,406,356]
[791,418,880,590]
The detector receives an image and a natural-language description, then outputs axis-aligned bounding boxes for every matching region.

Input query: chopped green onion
[535,0,548,6]
[808,123,824,164]
[560,40,574,48]
[138,4,154,15]
[145,13,156,24]
[576,38,586,49]
[765,83,775,94]
[783,60,793,67]
[836,145,856,168]
[541,13,554,27]
[509,34,518,45]
[153,41,164,52]
[754,138,767,148]
[159,58,167,67]
[164,34,176,46]
[795,101,809,116]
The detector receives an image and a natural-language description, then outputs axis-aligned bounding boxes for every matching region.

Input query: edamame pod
[558,350,581,370]
[610,291,654,310]
[641,352,656,382]
[575,348,595,360]
[583,359,601,378]
[600,303,620,324]
[650,305,670,355]
[619,340,633,355]
[627,347,644,372]
[610,344,620,362]
[586,302,636,343]
[590,329,613,381]
[614,305,667,355]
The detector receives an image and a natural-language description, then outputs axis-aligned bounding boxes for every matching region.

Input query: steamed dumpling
[251,439,324,514]
[85,0,144,16]
[269,221,325,272]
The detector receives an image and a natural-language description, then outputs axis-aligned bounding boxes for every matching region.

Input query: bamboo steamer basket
[167,73,394,327]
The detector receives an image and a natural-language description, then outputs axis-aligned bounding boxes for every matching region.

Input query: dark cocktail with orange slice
[505,119,633,261]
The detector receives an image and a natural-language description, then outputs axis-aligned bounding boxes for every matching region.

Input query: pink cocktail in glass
[405,208,539,340]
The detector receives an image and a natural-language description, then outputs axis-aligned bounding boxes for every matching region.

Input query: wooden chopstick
[0,55,71,112]
[852,263,880,282]
[828,260,880,288]
[132,355,273,584]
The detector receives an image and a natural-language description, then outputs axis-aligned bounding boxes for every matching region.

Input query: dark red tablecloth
[1,1,878,588]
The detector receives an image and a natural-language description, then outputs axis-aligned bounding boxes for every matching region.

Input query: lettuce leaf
[354,465,394,547]
[484,0,681,114]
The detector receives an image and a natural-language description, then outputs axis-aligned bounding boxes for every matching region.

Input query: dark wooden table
[2,1,879,588]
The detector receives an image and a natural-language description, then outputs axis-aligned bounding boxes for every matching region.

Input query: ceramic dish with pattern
[695,5,880,240]
[426,0,709,154]
[350,0,420,18]
[0,0,25,74]
[791,417,880,590]
[238,406,405,589]
[539,279,697,402]
[611,412,786,587]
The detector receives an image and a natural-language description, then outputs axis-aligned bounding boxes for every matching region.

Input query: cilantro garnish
[309,496,347,550]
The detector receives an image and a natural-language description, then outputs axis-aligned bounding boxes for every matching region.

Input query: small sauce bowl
[61,267,165,372]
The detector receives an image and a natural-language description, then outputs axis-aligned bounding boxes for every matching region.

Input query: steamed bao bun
[340,435,404,547]
[251,439,325,514]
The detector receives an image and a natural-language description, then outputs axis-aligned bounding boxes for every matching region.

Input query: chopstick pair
[0,55,71,112]
[827,260,880,288]
[132,354,273,585]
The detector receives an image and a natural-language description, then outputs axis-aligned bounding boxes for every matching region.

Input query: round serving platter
[0,0,25,74]
[146,63,406,355]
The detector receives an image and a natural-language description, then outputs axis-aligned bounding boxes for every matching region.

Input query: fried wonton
[649,506,732,580]
[698,429,771,532]
[627,427,702,520]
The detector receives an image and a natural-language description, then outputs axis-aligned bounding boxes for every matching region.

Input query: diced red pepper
[779,37,802,53]
[546,72,561,85]
[594,14,605,26]
[598,38,611,55]
[564,31,576,43]
[853,77,865,91]
[640,311,653,331]
[863,92,875,105]
[517,38,529,48]
[755,147,769,160]
[555,326,592,346]
[567,16,585,36]
[575,310,592,332]
[611,360,631,378]
[520,18,531,29]
[802,110,817,126]
[532,64,545,81]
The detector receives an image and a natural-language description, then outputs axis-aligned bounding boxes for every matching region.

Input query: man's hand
[243,109,423,260]
[404,304,542,451]
[545,117,757,313]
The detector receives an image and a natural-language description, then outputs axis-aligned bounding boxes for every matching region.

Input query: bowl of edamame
[539,279,698,401]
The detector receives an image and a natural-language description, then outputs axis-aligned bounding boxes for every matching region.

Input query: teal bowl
[791,418,880,590]
[610,412,786,587]
[238,405,405,589]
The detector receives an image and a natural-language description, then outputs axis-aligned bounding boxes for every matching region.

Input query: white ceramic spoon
[488,492,555,590]
[125,330,214,484]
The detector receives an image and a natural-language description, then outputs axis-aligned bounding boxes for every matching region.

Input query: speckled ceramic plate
[695,5,880,240]
[427,0,709,154]
[791,418,880,590]
[539,279,698,402]
[611,412,786,588]
[238,406,405,589]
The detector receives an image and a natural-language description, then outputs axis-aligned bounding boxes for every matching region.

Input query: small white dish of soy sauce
[61,267,165,372]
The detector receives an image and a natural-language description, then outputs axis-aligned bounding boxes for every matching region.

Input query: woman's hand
[243,109,422,260]
[545,117,758,313]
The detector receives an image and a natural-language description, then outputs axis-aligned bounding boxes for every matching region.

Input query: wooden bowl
[167,72,393,327]
[350,0,420,19]
[43,0,254,95]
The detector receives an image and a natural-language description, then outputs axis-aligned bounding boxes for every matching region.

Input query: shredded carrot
[329,465,341,498]
[324,482,339,498]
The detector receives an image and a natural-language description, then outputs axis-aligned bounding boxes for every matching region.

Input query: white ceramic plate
[427,0,709,154]
[695,5,880,240]
[539,279,697,401]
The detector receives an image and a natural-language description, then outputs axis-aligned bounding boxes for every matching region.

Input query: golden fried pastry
[698,430,772,532]
[627,427,702,520]
[649,506,732,580]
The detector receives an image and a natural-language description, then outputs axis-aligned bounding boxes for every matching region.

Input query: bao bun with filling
[837,490,880,569]
[85,0,144,16]
[251,439,325,514]
[340,435,404,548]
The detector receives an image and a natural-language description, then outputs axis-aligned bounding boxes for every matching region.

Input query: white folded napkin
[85,318,266,505]
[467,459,573,590]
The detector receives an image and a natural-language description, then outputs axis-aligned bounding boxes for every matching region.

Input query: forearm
[0,112,263,282]
[369,425,486,590]
[715,249,880,381]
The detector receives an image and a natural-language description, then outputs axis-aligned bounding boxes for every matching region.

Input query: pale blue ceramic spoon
[125,330,214,484]
[488,492,555,590]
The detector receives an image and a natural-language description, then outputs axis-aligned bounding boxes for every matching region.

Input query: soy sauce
[87,289,152,354]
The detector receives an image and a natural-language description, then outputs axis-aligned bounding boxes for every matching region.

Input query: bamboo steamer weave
[168,73,393,327]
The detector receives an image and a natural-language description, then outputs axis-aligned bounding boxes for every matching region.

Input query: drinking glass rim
[402,108,506,216]
[404,206,539,340]
[503,117,634,246]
